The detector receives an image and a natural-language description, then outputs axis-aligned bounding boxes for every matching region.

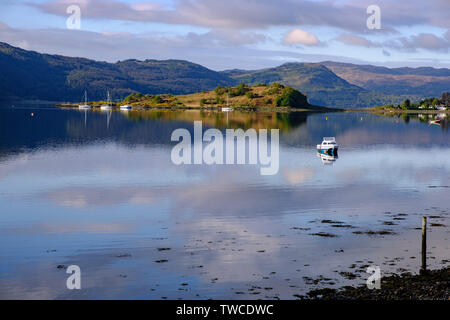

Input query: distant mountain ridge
[1,42,449,108]
[223,62,418,108]
[223,63,364,108]
[322,61,450,96]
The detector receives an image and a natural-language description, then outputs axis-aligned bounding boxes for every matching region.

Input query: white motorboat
[317,137,338,156]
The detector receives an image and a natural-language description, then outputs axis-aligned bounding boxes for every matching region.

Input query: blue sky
[1,0,450,70]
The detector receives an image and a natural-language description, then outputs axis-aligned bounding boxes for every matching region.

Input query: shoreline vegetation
[55,83,341,112]
[369,92,450,114]
[54,84,450,115]
[368,108,450,115]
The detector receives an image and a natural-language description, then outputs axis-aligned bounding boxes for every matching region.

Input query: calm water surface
[0,106,449,299]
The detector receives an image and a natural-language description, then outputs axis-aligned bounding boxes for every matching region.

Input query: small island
[56,83,340,112]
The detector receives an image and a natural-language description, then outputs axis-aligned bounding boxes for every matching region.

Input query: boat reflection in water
[317,152,338,165]
[428,113,447,126]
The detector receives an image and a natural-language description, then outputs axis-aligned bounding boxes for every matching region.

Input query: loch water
[0,105,449,299]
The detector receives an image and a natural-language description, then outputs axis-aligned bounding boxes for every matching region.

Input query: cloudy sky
[0,0,449,70]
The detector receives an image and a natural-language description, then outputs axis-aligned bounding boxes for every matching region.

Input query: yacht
[79,90,91,109]
[100,91,112,110]
[317,137,338,156]
[222,93,233,112]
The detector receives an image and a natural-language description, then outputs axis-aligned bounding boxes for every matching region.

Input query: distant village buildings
[413,92,449,110]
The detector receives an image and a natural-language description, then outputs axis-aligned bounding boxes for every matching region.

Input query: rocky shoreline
[302,268,449,300]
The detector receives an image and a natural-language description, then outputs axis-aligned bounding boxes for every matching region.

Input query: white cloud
[385,33,450,52]
[283,29,319,46]
[27,0,370,31]
[382,49,391,57]
[0,22,10,30]
[335,32,450,53]
[21,0,450,33]
[130,2,162,11]
[336,34,379,48]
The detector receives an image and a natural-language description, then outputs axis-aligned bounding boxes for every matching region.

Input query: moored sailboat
[100,91,112,110]
[79,90,91,109]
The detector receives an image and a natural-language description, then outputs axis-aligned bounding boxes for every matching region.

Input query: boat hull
[317,147,338,156]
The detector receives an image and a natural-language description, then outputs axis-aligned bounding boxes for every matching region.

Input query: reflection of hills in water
[64,110,310,143]
[0,107,449,159]
[122,109,309,131]
[0,108,310,156]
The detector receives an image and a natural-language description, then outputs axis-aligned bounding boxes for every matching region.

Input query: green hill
[225,62,415,108]
[1,41,446,108]
[0,42,235,102]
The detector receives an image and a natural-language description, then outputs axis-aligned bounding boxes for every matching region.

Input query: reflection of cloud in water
[0,144,174,185]
[45,186,159,208]
[337,167,364,182]
[38,176,449,222]
[2,222,133,235]
[0,254,144,299]
[338,127,444,146]
[1,111,450,299]
[174,218,286,283]
[282,167,315,185]
[0,142,446,222]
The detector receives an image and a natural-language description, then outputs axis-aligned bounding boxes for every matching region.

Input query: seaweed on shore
[301,268,449,300]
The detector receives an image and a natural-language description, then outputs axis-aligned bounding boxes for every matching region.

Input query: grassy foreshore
[301,268,449,300]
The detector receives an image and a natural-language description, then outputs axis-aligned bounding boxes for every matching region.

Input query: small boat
[317,137,338,156]
[429,120,441,125]
[79,90,91,109]
[100,91,112,110]
[120,104,132,110]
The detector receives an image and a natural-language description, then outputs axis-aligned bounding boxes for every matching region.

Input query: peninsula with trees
[57,83,338,112]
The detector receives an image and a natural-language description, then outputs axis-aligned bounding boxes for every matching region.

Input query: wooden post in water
[420,216,427,275]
